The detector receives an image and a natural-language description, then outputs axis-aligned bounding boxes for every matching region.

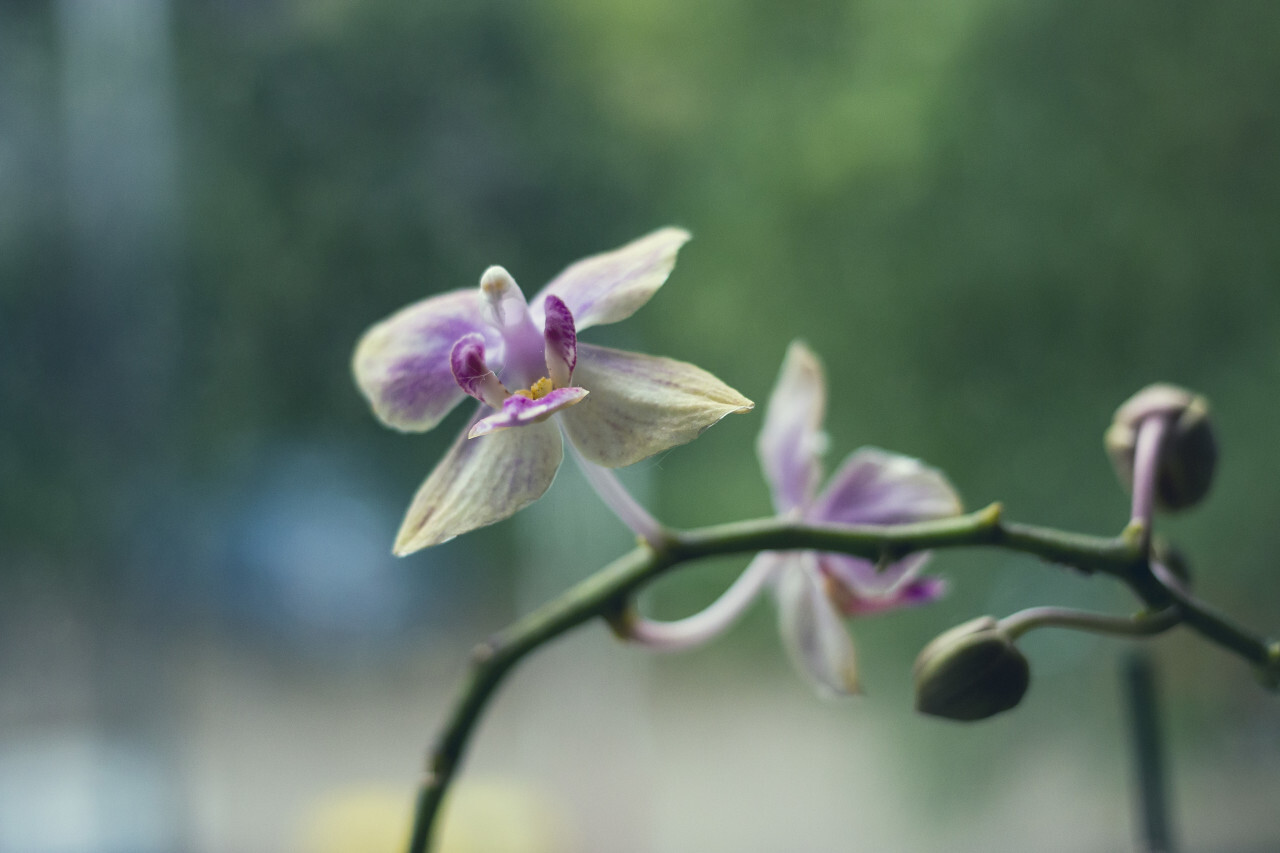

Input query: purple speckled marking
[541,294,577,382]
[450,333,508,408]
[450,335,491,396]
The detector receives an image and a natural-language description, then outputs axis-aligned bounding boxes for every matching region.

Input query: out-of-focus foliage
[3,0,1279,660]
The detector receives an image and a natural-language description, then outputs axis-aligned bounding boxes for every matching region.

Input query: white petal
[557,344,753,468]
[774,555,860,696]
[393,416,562,554]
[532,228,691,331]
[757,340,828,514]
[353,289,490,432]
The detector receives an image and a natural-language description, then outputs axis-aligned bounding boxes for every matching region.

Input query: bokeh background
[2,0,1279,850]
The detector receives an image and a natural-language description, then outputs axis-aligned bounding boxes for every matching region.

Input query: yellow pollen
[512,376,555,400]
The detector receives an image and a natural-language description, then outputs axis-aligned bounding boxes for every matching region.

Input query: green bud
[1104,383,1217,512]
[913,617,1030,721]
[1257,643,1280,692]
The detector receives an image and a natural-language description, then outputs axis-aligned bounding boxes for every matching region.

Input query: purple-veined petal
[532,228,691,331]
[773,554,860,696]
[450,334,509,408]
[558,343,753,468]
[811,447,962,526]
[468,386,589,438]
[393,413,563,554]
[757,340,828,514]
[542,295,577,389]
[352,289,491,432]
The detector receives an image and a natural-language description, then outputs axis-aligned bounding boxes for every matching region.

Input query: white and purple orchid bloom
[622,341,961,696]
[353,228,753,554]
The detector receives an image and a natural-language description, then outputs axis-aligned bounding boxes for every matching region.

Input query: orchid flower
[622,341,961,696]
[756,342,962,694]
[353,228,753,554]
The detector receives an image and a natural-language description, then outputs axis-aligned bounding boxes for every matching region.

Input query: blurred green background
[2,0,1278,850]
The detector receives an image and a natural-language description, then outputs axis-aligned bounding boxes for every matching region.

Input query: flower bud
[1104,383,1217,512]
[913,617,1030,721]
[1257,643,1280,693]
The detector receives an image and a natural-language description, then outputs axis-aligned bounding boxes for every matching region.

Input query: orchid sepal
[757,339,828,514]
[558,343,754,468]
[774,552,862,696]
[393,415,564,554]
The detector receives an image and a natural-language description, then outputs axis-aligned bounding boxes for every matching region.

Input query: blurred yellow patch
[297,779,574,853]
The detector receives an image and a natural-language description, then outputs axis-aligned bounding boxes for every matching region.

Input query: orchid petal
[393,416,562,554]
[811,447,962,526]
[468,387,589,438]
[542,295,577,388]
[353,289,491,432]
[773,554,860,696]
[558,343,753,468]
[757,341,828,514]
[532,228,691,331]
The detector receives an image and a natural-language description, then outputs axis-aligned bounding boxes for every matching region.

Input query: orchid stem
[1125,652,1176,853]
[998,606,1181,641]
[1130,417,1169,550]
[404,504,1277,853]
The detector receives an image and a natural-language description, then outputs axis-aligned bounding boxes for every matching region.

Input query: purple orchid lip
[468,386,589,438]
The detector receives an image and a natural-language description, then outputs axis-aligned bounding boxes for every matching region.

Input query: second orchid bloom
[623,341,962,696]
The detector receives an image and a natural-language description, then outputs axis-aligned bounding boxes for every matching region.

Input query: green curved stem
[405,503,1276,853]
[998,606,1181,641]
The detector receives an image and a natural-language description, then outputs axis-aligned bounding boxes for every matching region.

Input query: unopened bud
[1257,643,1280,692]
[1104,383,1217,512]
[913,617,1030,721]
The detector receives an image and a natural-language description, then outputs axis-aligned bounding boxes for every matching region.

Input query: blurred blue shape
[221,445,423,658]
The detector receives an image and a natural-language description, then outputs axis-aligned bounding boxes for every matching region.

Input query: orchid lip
[468,386,589,438]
